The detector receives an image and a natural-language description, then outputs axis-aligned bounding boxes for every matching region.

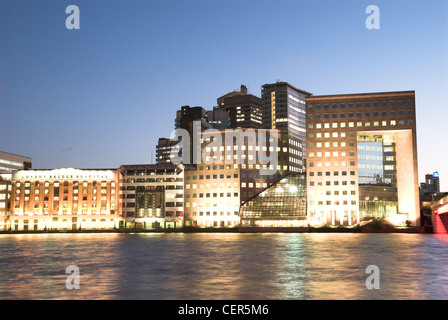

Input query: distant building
[0,151,32,172]
[156,138,179,164]
[306,90,420,226]
[156,105,230,164]
[421,172,440,193]
[215,85,263,129]
[9,168,121,231]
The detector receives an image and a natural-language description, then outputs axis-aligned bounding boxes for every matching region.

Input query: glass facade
[239,173,307,227]
[357,135,396,186]
[357,134,398,218]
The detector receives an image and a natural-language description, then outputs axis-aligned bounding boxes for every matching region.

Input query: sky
[0,0,447,190]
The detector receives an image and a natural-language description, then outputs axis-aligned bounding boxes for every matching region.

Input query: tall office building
[423,172,440,193]
[0,151,32,172]
[215,85,263,129]
[156,138,180,164]
[156,106,230,164]
[306,91,420,226]
[261,82,311,172]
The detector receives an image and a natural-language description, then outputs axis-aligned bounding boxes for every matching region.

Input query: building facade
[239,173,308,227]
[9,168,121,231]
[215,85,263,129]
[183,128,292,227]
[119,164,184,229]
[156,138,179,164]
[306,91,420,226]
[0,173,12,231]
[422,172,440,193]
[0,151,32,172]
[261,82,311,172]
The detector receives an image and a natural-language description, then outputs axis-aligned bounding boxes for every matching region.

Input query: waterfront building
[215,85,263,129]
[183,128,292,227]
[9,168,121,231]
[261,82,311,172]
[0,173,12,231]
[239,173,308,227]
[119,163,184,229]
[306,91,420,226]
[0,151,32,172]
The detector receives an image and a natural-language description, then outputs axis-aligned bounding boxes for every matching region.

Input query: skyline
[0,0,447,190]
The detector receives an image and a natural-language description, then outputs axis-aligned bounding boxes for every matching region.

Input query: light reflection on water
[0,233,447,300]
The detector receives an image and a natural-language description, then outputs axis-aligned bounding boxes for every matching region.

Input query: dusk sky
[0,0,447,190]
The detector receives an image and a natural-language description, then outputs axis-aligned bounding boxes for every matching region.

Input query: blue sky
[0,0,447,190]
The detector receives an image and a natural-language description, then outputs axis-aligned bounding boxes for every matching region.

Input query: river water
[0,233,447,300]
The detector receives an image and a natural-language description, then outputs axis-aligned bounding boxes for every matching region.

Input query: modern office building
[239,173,308,227]
[261,82,312,172]
[183,128,292,227]
[9,168,121,231]
[156,105,230,165]
[306,91,420,226]
[119,163,184,229]
[215,85,263,129]
[0,151,32,172]
[175,105,230,133]
[156,138,180,164]
[421,172,440,193]
[0,172,12,231]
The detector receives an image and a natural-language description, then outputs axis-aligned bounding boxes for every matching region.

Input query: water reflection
[0,233,447,299]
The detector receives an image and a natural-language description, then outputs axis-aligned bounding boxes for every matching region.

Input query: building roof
[306,90,415,100]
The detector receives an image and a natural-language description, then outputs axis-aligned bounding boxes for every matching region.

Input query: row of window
[17,195,114,202]
[186,202,240,208]
[123,178,183,183]
[17,181,115,188]
[308,119,414,129]
[309,180,357,186]
[310,189,357,196]
[15,202,115,209]
[309,170,356,177]
[308,110,413,120]
[186,192,239,198]
[190,211,239,217]
[16,188,114,195]
[310,200,358,206]
[309,151,356,158]
[13,210,115,215]
[307,100,414,110]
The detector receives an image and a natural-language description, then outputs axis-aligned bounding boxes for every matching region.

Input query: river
[0,233,447,299]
